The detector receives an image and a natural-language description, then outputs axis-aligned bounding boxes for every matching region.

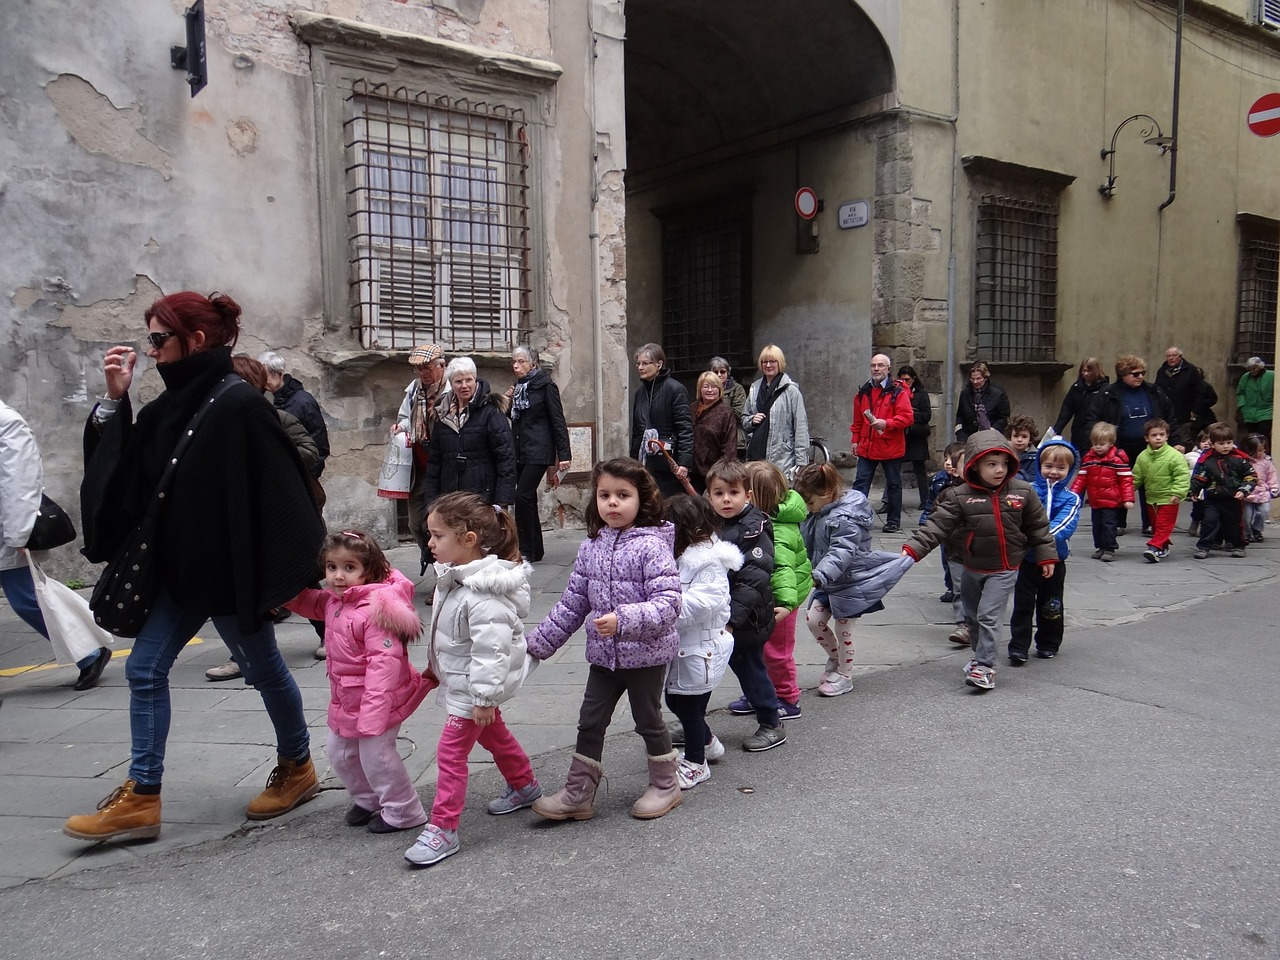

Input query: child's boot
[532,753,602,821]
[63,779,162,842]
[630,750,683,820]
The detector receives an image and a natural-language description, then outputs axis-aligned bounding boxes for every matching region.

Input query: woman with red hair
[64,291,326,843]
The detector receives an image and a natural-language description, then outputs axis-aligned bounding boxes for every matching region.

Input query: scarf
[972,386,991,431]
[511,369,536,421]
[411,379,440,445]
[746,376,781,462]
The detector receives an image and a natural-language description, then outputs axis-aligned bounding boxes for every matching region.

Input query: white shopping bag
[377,433,414,500]
[27,554,114,666]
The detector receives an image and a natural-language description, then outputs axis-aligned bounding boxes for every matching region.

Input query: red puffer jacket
[1069,445,1135,508]
[850,379,914,460]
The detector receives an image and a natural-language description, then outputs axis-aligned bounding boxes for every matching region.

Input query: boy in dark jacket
[1190,422,1258,559]
[705,460,784,751]
[902,430,1056,691]
[1006,415,1040,482]
[1008,438,1080,663]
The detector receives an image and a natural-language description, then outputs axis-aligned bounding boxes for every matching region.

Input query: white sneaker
[817,674,854,697]
[704,735,726,763]
[676,758,711,790]
[205,659,241,682]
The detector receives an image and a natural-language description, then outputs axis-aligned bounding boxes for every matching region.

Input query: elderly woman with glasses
[743,344,810,482]
[630,343,694,497]
[508,345,571,562]
[1083,354,1179,535]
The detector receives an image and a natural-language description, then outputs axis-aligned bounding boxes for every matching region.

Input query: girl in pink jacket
[287,531,428,835]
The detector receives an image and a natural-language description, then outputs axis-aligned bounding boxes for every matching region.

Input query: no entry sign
[1247,93,1280,137]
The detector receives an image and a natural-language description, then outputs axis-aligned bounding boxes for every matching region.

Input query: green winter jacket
[1131,443,1191,505]
[1236,368,1274,423]
[768,489,813,610]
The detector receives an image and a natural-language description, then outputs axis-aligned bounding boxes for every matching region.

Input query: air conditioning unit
[1260,0,1280,30]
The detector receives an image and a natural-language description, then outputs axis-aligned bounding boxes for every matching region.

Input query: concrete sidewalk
[1,508,1276,887]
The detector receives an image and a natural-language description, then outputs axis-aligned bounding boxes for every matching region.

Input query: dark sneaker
[1155,547,1170,560]
[1143,548,1160,563]
[1035,650,1057,659]
[964,663,995,690]
[368,813,427,834]
[939,590,955,603]
[1100,551,1116,562]
[742,724,787,752]
[777,701,802,721]
[727,696,755,716]
[1008,652,1028,666]
[345,804,378,826]
[486,781,543,815]
[882,521,901,533]
[1116,527,1127,537]
[1091,549,1105,560]
[1142,527,1153,537]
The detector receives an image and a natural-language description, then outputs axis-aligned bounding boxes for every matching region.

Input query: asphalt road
[2,579,1277,960]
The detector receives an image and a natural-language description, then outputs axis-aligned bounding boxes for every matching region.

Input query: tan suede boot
[630,750,684,820]
[63,780,162,842]
[245,755,320,821]
[531,753,602,821]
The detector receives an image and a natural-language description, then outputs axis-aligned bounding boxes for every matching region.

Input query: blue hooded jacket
[1031,436,1082,560]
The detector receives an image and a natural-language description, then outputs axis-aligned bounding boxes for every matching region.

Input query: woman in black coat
[425,357,517,509]
[898,365,932,508]
[508,345,571,562]
[66,291,326,843]
[954,361,1010,441]
[631,342,693,497]
[1052,357,1110,453]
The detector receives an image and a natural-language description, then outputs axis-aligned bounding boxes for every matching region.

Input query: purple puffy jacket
[526,522,681,670]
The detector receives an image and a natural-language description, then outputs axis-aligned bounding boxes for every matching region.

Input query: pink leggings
[762,607,801,704]
[432,710,535,830]
[806,601,855,679]
[326,726,426,828]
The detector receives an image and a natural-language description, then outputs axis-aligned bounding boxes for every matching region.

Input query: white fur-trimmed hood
[678,537,744,575]
[433,554,532,618]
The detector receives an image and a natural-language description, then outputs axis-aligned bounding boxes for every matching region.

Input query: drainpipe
[1158,0,1183,212]
[589,4,606,444]
[944,0,961,432]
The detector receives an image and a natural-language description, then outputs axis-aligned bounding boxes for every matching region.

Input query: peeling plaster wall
[0,0,609,579]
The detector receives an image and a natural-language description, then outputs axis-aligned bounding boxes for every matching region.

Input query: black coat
[631,368,694,479]
[955,381,1010,441]
[718,503,775,649]
[903,382,932,462]
[1083,380,1179,448]
[425,380,517,506]
[1154,360,1205,425]
[81,347,325,632]
[511,367,571,467]
[1052,375,1110,453]
[274,374,330,476]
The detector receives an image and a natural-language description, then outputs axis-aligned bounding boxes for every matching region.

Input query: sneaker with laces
[727,696,755,716]
[704,735,726,762]
[676,758,711,790]
[817,674,853,697]
[1143,548,1160,563]
[1155,546,1170,560]
[777,700,802,721]
[404,824,459,867]
[742,724,787,752]
[205,659,242,682]
[666,718,685,746]
[947,624,971,646]
[486,780,543,815]
[1100,551,1116,562]
[964,662,995,690]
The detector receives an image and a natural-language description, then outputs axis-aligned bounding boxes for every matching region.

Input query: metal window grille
[344,79,531,353]
[660,205,753,375]
[1235,224,1277,365]
[974,195,1058,362]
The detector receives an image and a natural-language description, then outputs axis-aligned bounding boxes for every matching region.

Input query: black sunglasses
[144,331,177,349]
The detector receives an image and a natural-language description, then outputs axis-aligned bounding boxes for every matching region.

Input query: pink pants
[325,726,426,828]
[1146,502,1180,550]
[762,607,801,704]
[432,710,535,830]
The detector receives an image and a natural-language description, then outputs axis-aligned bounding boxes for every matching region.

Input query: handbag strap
[140,373,242,522]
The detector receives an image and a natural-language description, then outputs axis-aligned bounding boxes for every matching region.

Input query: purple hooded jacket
[526,522,681,669]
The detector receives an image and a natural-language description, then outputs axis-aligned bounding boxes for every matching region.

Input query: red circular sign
[1248,93,1280,137]
[795,187,819,220]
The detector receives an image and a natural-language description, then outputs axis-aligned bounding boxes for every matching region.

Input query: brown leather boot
[245,755,320,821]
[63,780,162,842]
[630,750,683,820]
[532,753,602,821]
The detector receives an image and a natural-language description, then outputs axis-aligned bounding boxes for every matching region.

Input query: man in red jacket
[851,354,915,532]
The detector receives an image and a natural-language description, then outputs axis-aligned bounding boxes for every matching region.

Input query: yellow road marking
[0,637,205,678]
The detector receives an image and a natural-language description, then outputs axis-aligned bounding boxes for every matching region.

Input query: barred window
[1235,218,1277,366]
[974,195,1058,363]
[659,200,753,376]
[345,80,531,353]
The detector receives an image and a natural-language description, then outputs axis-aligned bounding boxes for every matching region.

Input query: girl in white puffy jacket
[403,493,538,869]
[663,495,742,790]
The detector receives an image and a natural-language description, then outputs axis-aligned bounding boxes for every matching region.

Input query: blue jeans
[126,588,309,786]
[1,565,99,670]
[853,457,902,525]
[728,641,781,728]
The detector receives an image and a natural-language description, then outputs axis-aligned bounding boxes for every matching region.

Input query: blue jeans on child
[960,568,1019,668]
[125,587,309,785]
[728,638,782,729]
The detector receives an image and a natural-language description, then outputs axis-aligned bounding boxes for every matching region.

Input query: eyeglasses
[144,331,177,349]
[1126,369,1146,377]
[636,360,658,368]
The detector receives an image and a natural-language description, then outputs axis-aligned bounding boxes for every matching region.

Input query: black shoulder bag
[26,494,77,551]
[89,375,241,637]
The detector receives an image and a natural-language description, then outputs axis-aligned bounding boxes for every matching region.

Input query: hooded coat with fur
[286,568,427,738]
[427,554,534,718]
[667,538,741,695]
